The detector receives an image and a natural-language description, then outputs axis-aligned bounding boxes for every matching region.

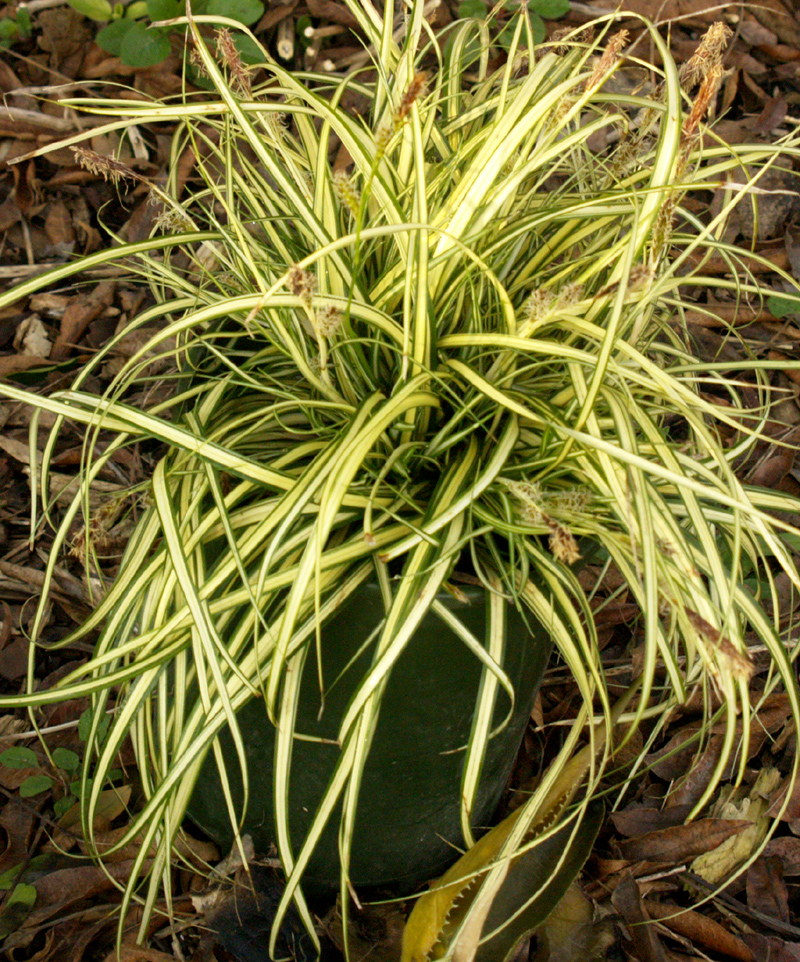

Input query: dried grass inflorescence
[72,146,140,185]
[149,192,195,234]
[287,265,317,307]
[584,30,628,92]
[374,71,429,160]
[396,71,429,126]
[649,22,732,257]
[520,289,555,324]
[679,21,731,91]
[332,169,361,217]
[506,481,584,565]
[315,304,343,337]
[216,27,252,98]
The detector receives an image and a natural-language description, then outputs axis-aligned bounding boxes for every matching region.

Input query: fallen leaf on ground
[692,769,781,883]
[764,837,800,875]
[642,900,754,962]
[610,804,693,839]
[0,355,52,378]
[618,819,750,863]
[746,855,790,923]
[51,281,115,360]
[13,316,51,357]
[535,882,616,962]
[611,873,669,962]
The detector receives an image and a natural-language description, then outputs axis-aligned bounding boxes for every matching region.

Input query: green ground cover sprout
[0,5,31,51]
[2,3,800,957]
[69,0,264,67]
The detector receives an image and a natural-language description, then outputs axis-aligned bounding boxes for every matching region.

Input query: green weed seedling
[0,707,117,817]
[458,0,569,47]
[68,0,264,68]
[0,6,32,50]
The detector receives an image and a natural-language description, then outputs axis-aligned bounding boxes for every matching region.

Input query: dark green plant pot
[187,581,552,894]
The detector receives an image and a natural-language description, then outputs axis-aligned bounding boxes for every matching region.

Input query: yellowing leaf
[692,768,781,884]
[57,784,132,835]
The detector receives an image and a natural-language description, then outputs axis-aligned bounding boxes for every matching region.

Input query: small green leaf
[19,775,53,798]
[530,10,545,44]
[767,294,800,318]
[0,883,36,939]
[529,0,570,18]
[0,21,16,48]
[67,0,114,20]
[126,0,149,17]
[54,795,77,818]
[52,748,80,773]
[295,14,312,47]
[120,21,171,66]
[96,18,135,54]
[78,708,110,746]
[0,854,71,891]
[458,0,487,17]
[15,7,31,36]
[147,0,183,19]
[495,13,527,50]
[234,32,263,65]
[196,0,263,26]
[6,884,36,909]
[0,747,38,770]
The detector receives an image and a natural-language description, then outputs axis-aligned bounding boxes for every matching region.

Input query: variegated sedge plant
[1,4,800,959]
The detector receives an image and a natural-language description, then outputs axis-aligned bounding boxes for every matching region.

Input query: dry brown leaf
[649,701,790,784]
[323,897,404,962]
[0,638,31,682]
[102,945,179,962]
[618,819,751,863]
[536,883,616,962]
[13,316,52,357]
[741,933,800,962]
[764,837,800,875]
[44,200,76,251]
[642,900,754,962]
[667,736,725,809]
[746,855,790,923]
[28,294,70,319]
[57,785,131,837]
[611,873,669,962]
[51,281,115,360]
[0,355,52,378]
[4,860,138,943]
[768,770,800,820]
[611,805,693,839]
[0,797,38,876]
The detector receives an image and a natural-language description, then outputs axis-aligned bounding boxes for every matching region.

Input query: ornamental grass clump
[2,3,800,958]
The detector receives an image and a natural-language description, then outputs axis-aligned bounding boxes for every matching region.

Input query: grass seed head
[315,304,343,337]
[215,27,252,98]
[584,30,628,92]
[682,62,724,142]
[72,146,139,185]
[521,289,555,323]
[395,71,429,127]
[287,265,317,307]
[149,192,194,233]
[679,22,731,91]
[549,524,581,565]
[332,169,361,217]
[558,282,585,307]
